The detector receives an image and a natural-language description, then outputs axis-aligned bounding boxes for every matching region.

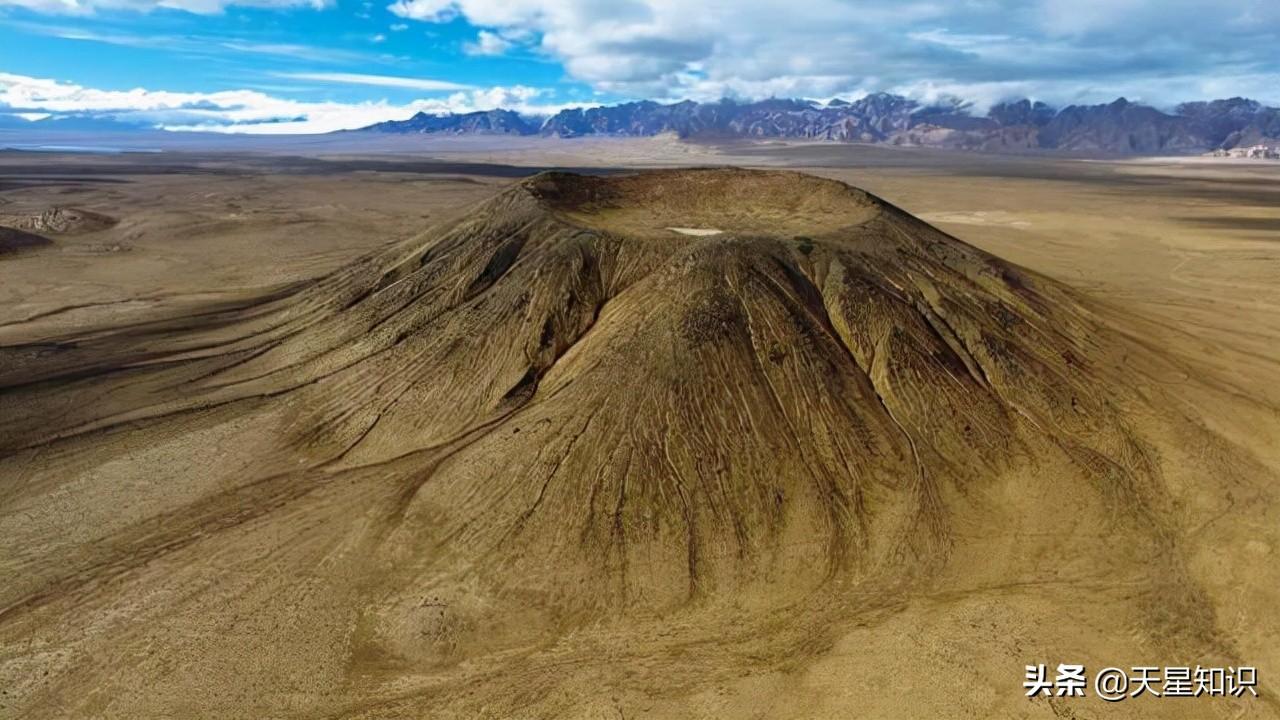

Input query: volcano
[0,169,1252,718]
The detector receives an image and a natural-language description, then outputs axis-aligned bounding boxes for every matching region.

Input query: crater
[526,168,880,238]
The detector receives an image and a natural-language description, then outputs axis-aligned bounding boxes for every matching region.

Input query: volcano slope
[1,168,1275,718]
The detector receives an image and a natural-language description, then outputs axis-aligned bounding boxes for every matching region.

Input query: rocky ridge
[361,94,1280,155]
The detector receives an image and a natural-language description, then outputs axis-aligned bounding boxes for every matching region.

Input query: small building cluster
[1207,144,1280,159]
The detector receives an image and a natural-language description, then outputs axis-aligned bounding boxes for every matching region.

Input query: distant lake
[1,144,163,154]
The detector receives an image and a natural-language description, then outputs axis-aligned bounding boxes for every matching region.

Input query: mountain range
[359,94,1280,155]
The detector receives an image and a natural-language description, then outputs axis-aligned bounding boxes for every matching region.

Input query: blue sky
[0,4,585,100]
[2,0,1279,133]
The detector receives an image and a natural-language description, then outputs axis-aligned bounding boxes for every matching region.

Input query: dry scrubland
[0,142,1278,719]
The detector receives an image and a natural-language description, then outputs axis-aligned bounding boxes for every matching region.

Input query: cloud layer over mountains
[0,72,572,133]
[1,0,1278,133]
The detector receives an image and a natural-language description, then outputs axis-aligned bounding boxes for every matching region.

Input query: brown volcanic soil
[1,168,1276,718]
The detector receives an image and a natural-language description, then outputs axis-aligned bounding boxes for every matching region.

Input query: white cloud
[463,84,541,107]
[0,0,328,14]
[274,72,473,91]
[906,30,1014,50]
[31,24,154,46]
[219,41,368,63]
[380,0,1280,107]
[386,0,452,21]
[4,22,375,63]
[0,71,579,134]
[389,22,408,31]
[463,29,511,56]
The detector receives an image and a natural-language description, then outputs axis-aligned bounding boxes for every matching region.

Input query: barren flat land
[1,139,1278,719]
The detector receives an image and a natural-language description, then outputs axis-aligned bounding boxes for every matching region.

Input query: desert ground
[1,139,1278,719]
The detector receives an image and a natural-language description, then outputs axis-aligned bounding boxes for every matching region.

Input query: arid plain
[1,139,1278,719]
